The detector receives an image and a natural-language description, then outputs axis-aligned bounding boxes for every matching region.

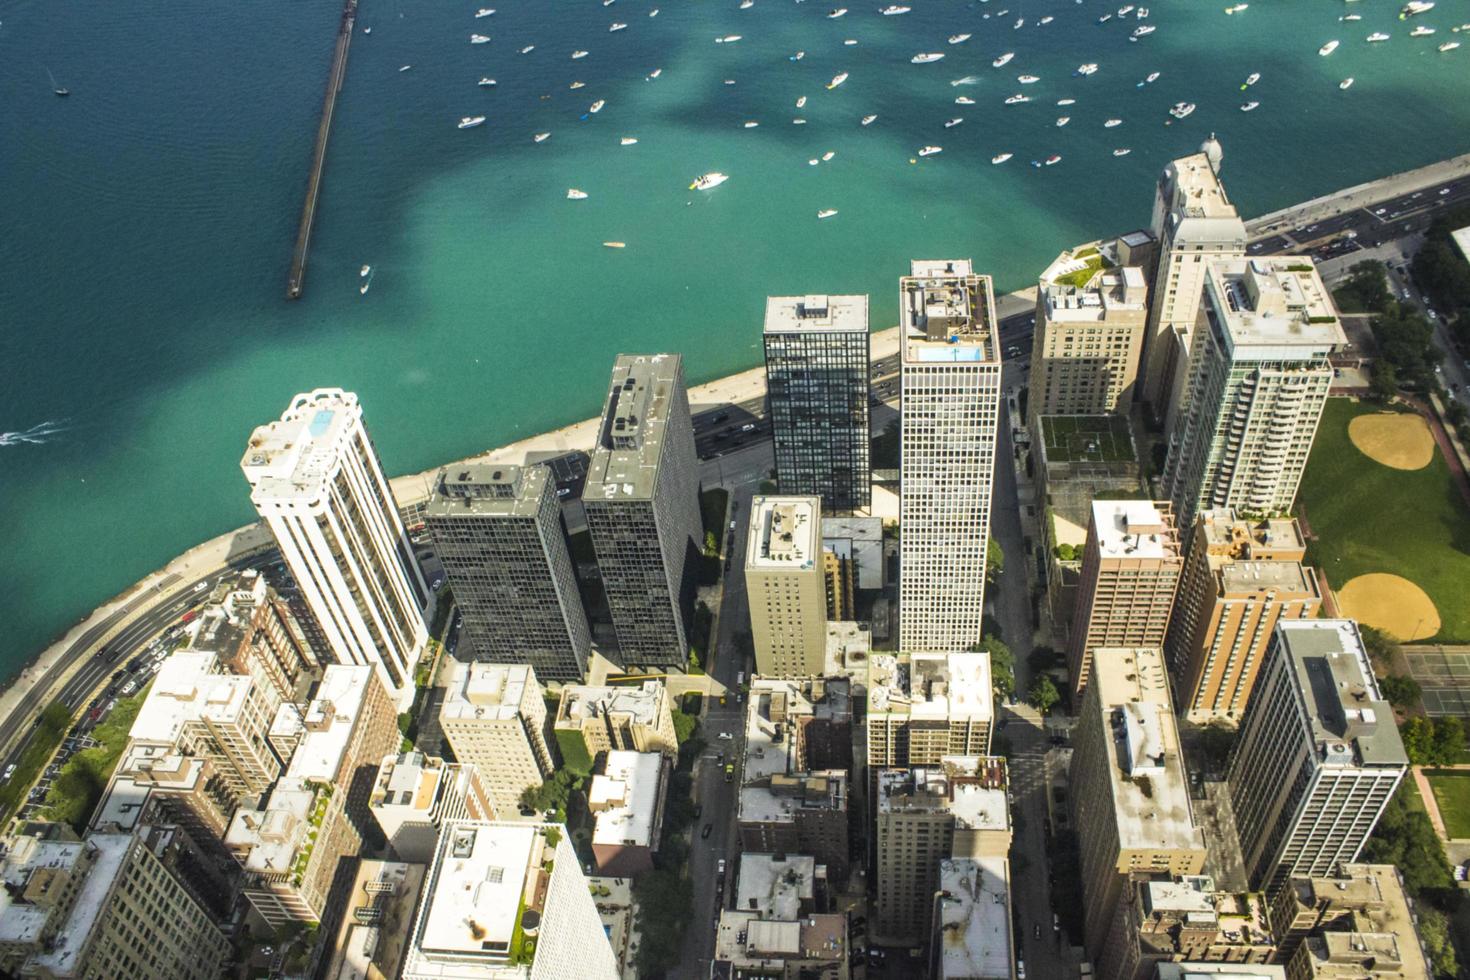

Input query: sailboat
[46,68,69,97]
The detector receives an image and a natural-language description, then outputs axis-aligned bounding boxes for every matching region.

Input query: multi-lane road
[1250,174,1470,261]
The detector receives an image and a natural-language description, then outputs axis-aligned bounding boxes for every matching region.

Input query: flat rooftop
[936,857,1012,980]
[557,681,665,728]
[867,653,993,725]
[900,260,998,364]
[715,909,848,967]
[590,751,663,849]
[423,463,548,521]
[130,650,254,744]
[1155,967,1285,980]
[764,294,869,334]
[1167,152,1240,221]
[242,388,362,504]
[1092,499,1179,561]
[24,832,132,978]
[370,751,444,816]
[288,665,374,781]
[734,853,816,921]
[740,682,847,824]
[1279,621,1407,770]
[1205,258,1346,353]
[747,496,820,571]
[876,757,1010,833]
[1218,560,1314,596]
[415,822,539,962]
[226,778,318,874]
[441,662,536,723]
[0,832,95,948]
[584,353,684,503]
[1090,648,1204,855]
[1198,510,1307,558]
[1043,267,1148,323]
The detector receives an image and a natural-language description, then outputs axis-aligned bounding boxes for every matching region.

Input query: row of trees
[1412,203,1470,351]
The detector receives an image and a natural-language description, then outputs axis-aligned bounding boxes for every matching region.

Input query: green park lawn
[1425,770,1470,840]
[1298,398,1470,644]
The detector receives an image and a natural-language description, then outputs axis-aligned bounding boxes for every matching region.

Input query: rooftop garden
[1040,415,1137,464]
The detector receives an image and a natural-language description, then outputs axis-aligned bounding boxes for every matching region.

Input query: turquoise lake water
[2,0,1469,678]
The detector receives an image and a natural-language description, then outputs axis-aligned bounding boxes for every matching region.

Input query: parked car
[701,824,713,839]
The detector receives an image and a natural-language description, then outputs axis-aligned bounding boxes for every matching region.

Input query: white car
[718,732,734,740]
[192,581,209,593]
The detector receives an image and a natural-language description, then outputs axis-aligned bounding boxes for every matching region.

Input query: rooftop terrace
[900,260,998,364]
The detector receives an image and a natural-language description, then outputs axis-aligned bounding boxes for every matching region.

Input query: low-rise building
[440,662,556,818]
[931,856,1015,980]
[1101,875,1274,980]
[1271,864,1429,977]
[369,752,495,863]
[867,652,993,773]
[589,751,669,877]
[1155,967,1286,980]
[821,516,884,620]
[553,681,678,767]
[402,820,619,980]
[714,853,848,979]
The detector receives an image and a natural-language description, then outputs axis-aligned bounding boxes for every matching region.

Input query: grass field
[1426,770,1470,839]
[1299,399,1470,644]
[1040,415,1137,463]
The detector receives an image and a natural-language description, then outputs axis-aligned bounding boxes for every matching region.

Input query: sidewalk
[1247,152,1470,238]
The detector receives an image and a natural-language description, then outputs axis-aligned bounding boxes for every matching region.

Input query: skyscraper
[424,463,591,684]
[242,388,429,708]
[1165,509,1321,722]
[1067,501,1184,699]
[745,495,827,677]
[1162,258,1343,534]
[1071,647,1206,961]
[1139,144,1247,416]
[763,293,872,511]
[1227,620,1407,893]
[1031,266,1150,419]
[899,261,1002,653]
[583,354,702,671]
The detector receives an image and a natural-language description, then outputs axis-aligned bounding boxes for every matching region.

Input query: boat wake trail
[0,419,72,447]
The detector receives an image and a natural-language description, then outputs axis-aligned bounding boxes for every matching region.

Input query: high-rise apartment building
[745,495,827,677]
[899,260,1002,653]
[1166,510,1321,722]
[0,824,230,980]
[1139,145,1246,414]
[873,757,1011,947]
[369,751,496,863]
[1031,266,1150,419]
[184,568,320,702]
[1067,501,1183,699]
[867,652,993,771]
[1071,647,1207,961]
[763,293,872,511]
[821,515,883,620]
[242,388,430,708]
[1227,621,1407,893]
[1162,258,1344,534]
[439,662,556,817]
[553,681,678,763]
[583,354,702,670]
[424,463,592,684]
[1271,864,1429,975]
[402,820,619,980]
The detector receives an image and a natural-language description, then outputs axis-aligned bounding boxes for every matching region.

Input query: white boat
[797,95,807,108]
[861,114,877,125]
[949,33,972,44]
[620,136,638,145]
[1366,32,1390,42]
[809,158,819,165]
[360,264,371,277]
[1018,74,1039,83]
[1014,17,1024,29]
[458,115,486,128]
[1137,7,1149,18]
[1340,76,1355,88]
[479,77,497,86]
[817,209,838,218]
[1402,1,1435,17]
[716,34,742,43]
[363,26,371,34]
[945,117,964,127]
[567,189,588,200]
[1239,100,1259,111]
[1040,15,1054,24]
[1319,40,1340,55]
[649,7,659,14]
[609,22,628,31]
[572,50,589,58]
[399,64,412,71]
[520,44,534,53]
[476,8,495,17]
[1439,40,1461,51]
[1118,4,1135,14]
[1146,70,1160,81]
[955,96,976,105]
[570,80,586,89]
[951,75,981,86]
[470,33,491,43]
[1169,101,1195,118]
[1098,13,1112,23]
[741,0,754,7]
[1243,72,1260,87]
[1104,117,1122,127]
[1342,14,1362,21]
[1112,147,1131,156]
[917,145,942,156]
[589,99,605,112]
[822,150,835,161]
[1225,3,1247,13]
[828,7,848,17]
[1411,25,1435,36]
[827,72,849,88]
[534,131,551,141]
[844,38,858,45]
[360,278,370,296]
[604,241,626,248]
[793,118,807,124]
[743,120,759,128]
[991,152,1013,163]
[993,52,1015,67]
[1004,93,1030,103]
[1075,63,1098,75]
[912,52,946,63]
[1056,98,1076,105]
[1132,24,1154,37]
[882,4,911,13]
[690,172,729,190]
[1056,116,1070,126]
[1045,154,1061,165]
[791,51,806,60]
[648,68,662,78]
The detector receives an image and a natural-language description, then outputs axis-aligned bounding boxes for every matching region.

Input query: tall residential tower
[1031,265,1150,419]
[745,495,827,677]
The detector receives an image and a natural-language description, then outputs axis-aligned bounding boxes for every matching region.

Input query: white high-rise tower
[242,388,429,707]
[898,261,1002,653]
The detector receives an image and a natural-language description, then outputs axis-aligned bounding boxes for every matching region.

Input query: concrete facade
[745,496,828,677]
[1032,266,1149,419]
[439,662,556,819]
